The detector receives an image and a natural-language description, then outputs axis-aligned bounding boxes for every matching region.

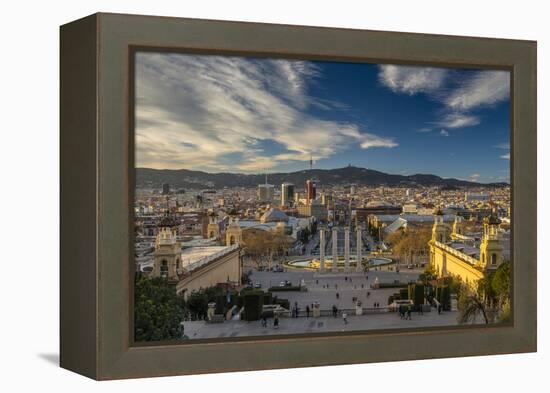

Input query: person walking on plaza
[306,305,310,318]
[406,306,412,320]
[343,311,348,325]
[336,292,340,300]
[273,315,279,329]
[332,305,338,318]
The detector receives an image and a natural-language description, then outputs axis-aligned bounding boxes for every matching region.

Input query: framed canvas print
[60,13,537,380]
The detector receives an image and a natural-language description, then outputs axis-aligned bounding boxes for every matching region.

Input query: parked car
[279,281,286,287]
[254,282,261,288]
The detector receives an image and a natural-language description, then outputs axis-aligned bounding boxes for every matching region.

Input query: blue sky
[136,52,510,183]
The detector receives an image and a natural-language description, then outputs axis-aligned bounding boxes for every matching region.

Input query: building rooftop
[180,245,238,271]
[260,207,289,223]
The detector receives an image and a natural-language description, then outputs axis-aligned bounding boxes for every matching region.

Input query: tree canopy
[134,276,184,342]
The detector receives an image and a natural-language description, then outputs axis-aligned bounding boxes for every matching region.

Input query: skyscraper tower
[281,182,295,207]
[306,179,316,204]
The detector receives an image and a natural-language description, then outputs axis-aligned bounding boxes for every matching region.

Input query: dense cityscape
[134,166,511,341]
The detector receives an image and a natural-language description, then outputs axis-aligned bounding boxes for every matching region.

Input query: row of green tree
[134,275,290,342]
[417,261,511,324]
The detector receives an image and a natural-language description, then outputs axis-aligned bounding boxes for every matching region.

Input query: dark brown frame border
[60,12,536,380]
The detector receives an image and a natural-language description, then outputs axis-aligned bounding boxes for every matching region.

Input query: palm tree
[457,289,489,324]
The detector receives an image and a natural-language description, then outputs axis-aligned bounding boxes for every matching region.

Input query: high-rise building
[258,183,274,202]
[162,183,170,195]
[306,179,316,204]
[281,182,295,206]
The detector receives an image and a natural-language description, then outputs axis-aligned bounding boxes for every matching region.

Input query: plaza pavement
[182,266,462,340]
[182,310,460,339]
[248,266,422,311]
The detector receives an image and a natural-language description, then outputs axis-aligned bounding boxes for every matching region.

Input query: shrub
[243,290,264,321]
[268,286,302,292]
[274,298,290,310]
[408,284,425,306]
[377,282,408,289]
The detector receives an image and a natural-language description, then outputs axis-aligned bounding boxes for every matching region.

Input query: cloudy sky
[135,52,510,183]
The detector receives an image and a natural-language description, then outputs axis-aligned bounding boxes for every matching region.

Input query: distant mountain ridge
[135,166,508,190]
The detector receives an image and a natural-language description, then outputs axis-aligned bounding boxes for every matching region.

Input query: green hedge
[268,286,301,292]
[408,284,425,306]
[377,283,408,289]
[243,291,264,321]
[263,292,273,305]
[273,298,290,310]
[436,285,451,310]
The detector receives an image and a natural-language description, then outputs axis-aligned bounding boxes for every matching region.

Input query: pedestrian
[367,291,370,297]
[407,307,412,320]
[336,292,340,299]
[345,276,347,282]
[261,316,267,327]
[332,305,338,318]
[316,279,319,284]
[343,312,348,325]
[361,283,364,289]
[306,305,310,318]
[274,315,279,329]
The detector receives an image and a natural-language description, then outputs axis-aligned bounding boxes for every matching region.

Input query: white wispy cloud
[436,113,481,129]
[469,173,481,182]
[378,65,510,132]
[378,65,447,95]
[136,53,396,172]
[494,141,510,160]
[445,71,510,111]
[494,142,510,149]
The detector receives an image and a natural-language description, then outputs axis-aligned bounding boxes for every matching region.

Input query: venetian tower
[153,213,182,280]
[431,208,449,244]
[479,212,503,270]
[451,215,465,239]
[225,208,242,246]
[206,210,220,240]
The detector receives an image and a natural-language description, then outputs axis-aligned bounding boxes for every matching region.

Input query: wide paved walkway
[182,310,460,339]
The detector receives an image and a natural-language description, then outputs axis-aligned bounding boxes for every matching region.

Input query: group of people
[398,305,413,320]
[261,315,279,329]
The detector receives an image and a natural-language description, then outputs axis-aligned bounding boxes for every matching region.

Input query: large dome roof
[260,208,289,223]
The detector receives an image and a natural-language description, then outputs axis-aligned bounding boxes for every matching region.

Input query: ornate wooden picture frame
[60,13,536,380]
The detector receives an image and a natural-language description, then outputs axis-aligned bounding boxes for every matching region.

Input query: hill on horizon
[135,165,509,190]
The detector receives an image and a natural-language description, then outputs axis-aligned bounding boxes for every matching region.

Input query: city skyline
[136,52,510,183]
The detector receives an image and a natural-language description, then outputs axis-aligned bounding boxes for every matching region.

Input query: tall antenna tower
[309,154,313,171]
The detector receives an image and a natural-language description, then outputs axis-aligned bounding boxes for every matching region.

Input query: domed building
[259,207,289,224]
